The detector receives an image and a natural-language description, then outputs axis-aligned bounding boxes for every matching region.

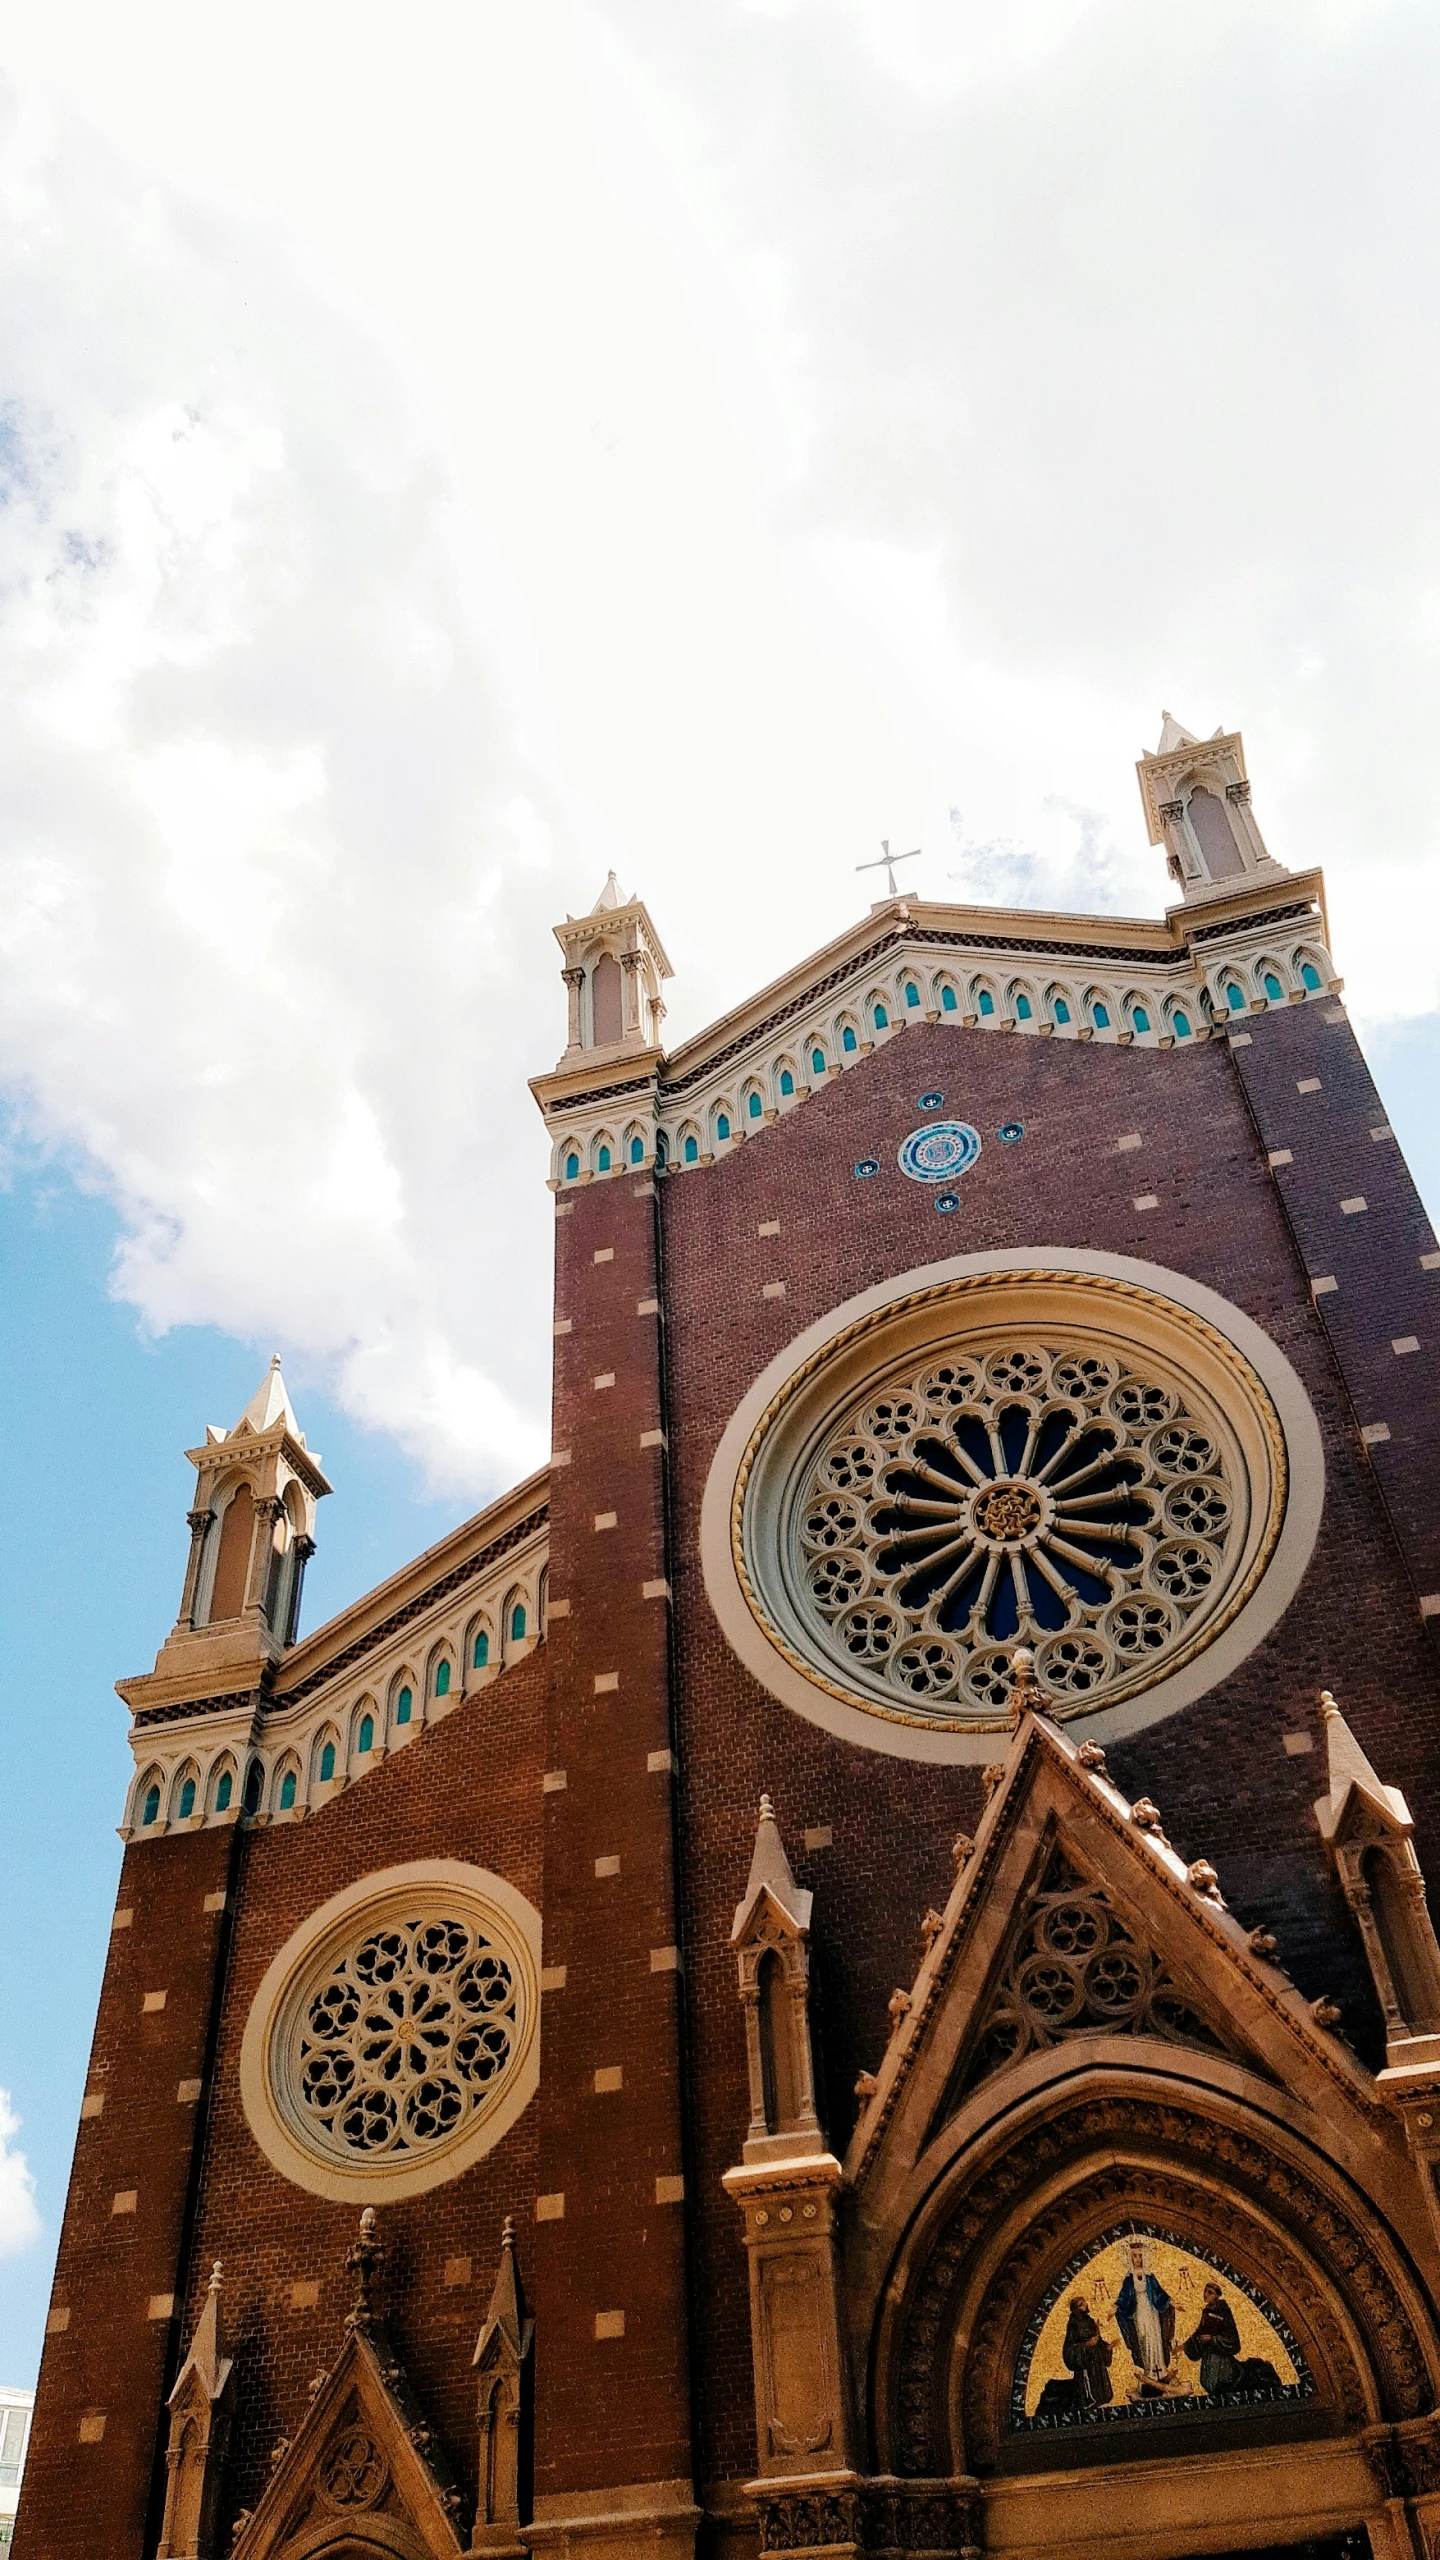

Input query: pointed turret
[472,2220,533,2554]
[473,2216,534,2369]
[732,1792,813,1942]
[1137,713,1288,902]
[235,1353,306,1442]
[169,2261,232,2411]
[156,2265,234,2558]
[550,880,672,1065]
[1314,1689,1412,1838]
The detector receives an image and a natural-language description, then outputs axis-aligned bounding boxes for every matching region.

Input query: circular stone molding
[240,1861,541,2202]
[700,1251,1325,1764]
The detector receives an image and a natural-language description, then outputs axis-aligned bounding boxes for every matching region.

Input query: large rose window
[727,1270,1293,1737]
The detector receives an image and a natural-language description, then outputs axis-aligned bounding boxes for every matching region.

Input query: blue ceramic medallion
[897,1120,982,1185]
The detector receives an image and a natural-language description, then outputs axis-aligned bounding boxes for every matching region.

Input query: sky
[2,0,1440,2382]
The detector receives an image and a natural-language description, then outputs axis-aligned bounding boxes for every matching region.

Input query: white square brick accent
[593,1246,614,1263]
[1423,1252,1440,1271]
[593,1371,616,1390]
[541,1965,567,1991]
[444,2256,472,2287]
[1311,1276,1338,1297]
[595,1855,620,1878]
[551,1447,572,1467]
[595,2309,625,2339]
[594,1511,618,1531]
[1297,1077,1321,1093]
[655,2174,685,2204]
[111,1909,133,1932]
[758,1219,781,1235]
[177,2079,203,2103]
[1361,1422,1392,1445]
[142,1990,167,2013]
[804,1824,834,1850]
[1281,1733,1314,1757]
[642,1578,671,1600]
[649,1945,680,1971]
[1228,1031,1253,1046]
[647,1748,673,1772]
[147,2293,175,2321]
[1340,1196,1368,1215]
[112,2190,137,2216]
[594,1672,619,1694]
[547,1596,571,1617]
[762,1280,787,1299]
[288,2280,319,2309]
[536,2192,565,2221]
[1133,1194,1159,1212]
[1393,1337,1420,1355]
[1324,1004,1346,1022]
[203,1891,227,1915]
[1371,1125,1394,1141]
[80,2094,104,2120]
[640,1428,667,1449]
[78,2413,106,2443]
[637,1297,660,1315]
[543,1770,568,1793]
[553,1318,572,1336]
[1116,1133,1142,1152]
[47,2307,71,2334]
[594,2066,623,2093]
[1267,1149,1293,1168]
[1421,1596,1440,1619]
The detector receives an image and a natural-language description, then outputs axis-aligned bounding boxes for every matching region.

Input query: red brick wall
[654,1019,1440,2493]
[530,1176,693,2502]
[15,1824,237,2560]
[1225,1000,1440,1621]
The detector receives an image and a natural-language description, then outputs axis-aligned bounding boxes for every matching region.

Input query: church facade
[18,718,1440,2560]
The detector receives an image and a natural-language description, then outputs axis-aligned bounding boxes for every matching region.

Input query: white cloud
[1,4,1439,1498]
[0,2092,40,2259]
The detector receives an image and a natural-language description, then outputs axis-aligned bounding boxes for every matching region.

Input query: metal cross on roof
[857,840,921,899]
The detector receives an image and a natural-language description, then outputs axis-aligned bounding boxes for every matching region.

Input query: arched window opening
[1092,1002,1111,1030]
[811,1048,826,1075]
[397,1685,414,1723]
[683,1134,699,1164]
[591,951,623,1045]
[1133,1006,1151,1034]
[977,989,995,1018]
[564,1153,579,1181]
[748,1090,763,1119]
[1262,971,1284,1003]
[655,1131,669,1168]
[214,1769,234,1814]
[779,1068,795,1096]
[1173,1010,1192,1039]
[596,1144,611,1173]
[319,1741,336,1783]
[630,1135,644,1163]
[434,1661,451,1698]
[940,984,958,1013]
[511,1601,528,1644]
[357,1713,375,1755]
[142,1782,161,1828]
[279,1769,297,1812]
[756,1950,801,2134]
[1225,982,1246,1011]
[1364,1847,1440,2032]
[904,981,920,1009]
[716,1113,730,1142]
[1015,994,1032,1021]
[178,1777,196,1821]
[209,1484,255,1622]
[1053,997,1071,1026]
[873,1003,889,1030]
[841,1025,858,1053]
[243,1761,263,1815]
[473,1629,490,1670]
[1301,960,1322,991]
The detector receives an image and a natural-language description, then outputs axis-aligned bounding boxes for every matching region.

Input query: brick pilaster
[1225,1001,1440,1628]
[530,1180,692,2506]
[16,1824,238,2560]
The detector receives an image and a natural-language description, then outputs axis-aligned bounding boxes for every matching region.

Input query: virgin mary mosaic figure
[1115,2238,1176,2393]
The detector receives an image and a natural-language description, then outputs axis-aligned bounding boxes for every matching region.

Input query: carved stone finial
[759,1792,775,1823]
[1008,1646,1039,1722]
[208,2260,223,2295]
[951,1832,975,1871]
[1130,1797,1169,1843]
[920,1908,945,1951]
[888,1989,912,2027]
[854,2071,878,2100]
[1248,1926,1278,1956]
[345,2206,382,2333]
[1188,1859,1225,1906]
[1311,1995,1342,2028]
[1319,1689,1340,1718]
[980,1765,1006,1802]
[1076,1741,1108,1773]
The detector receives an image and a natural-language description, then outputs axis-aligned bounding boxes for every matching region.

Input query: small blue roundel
[918,1090,944,1111]
[934,1193,960,1214]
[898,1121,982,1185]
[997,1121,1024,1144]
[853,1158,880,1179]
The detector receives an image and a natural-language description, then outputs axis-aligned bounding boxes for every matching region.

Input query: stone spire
[474,2217,534,2369]
[168,2261,232,2410]
[732,1794,812,1941]
[1314,1689,1412,1838]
